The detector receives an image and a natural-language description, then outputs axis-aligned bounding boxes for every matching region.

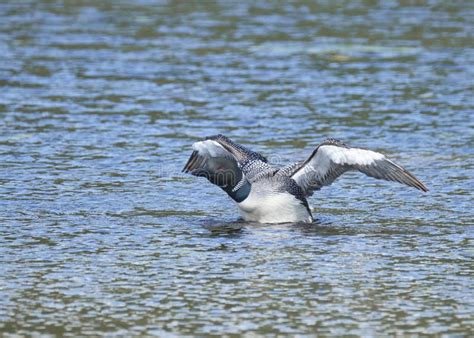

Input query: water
[1,0,473,335]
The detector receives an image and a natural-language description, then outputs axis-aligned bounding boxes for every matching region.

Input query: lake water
[1,0,473,336]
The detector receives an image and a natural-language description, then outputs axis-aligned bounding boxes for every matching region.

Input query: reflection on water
[0,0,473,335]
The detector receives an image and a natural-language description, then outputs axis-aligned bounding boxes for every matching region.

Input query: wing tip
[381,158,429,193]
[415,180,429,193]
[182,150,199,173]
[401,166,428,193]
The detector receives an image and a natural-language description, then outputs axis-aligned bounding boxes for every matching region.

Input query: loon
[182,135,428,223]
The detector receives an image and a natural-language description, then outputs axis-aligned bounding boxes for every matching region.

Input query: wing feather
[291,139,428,196]
[183,138,248,196]
[182,135,272,192]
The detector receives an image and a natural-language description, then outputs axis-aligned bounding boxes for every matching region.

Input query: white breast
[237,188,312,224]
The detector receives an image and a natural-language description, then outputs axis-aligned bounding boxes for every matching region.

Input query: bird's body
[182,135,427,223]
[238,177,313,223]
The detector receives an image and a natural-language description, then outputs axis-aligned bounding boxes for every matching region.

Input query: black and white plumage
[183,135,428,223]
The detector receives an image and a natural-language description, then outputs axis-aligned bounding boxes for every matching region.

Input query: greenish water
[1,0,473,336]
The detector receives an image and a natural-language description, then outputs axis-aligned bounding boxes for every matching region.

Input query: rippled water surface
[1,0,473,336]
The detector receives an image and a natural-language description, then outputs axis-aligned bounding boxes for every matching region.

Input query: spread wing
[182,134,271,191]
[290,139,428,197]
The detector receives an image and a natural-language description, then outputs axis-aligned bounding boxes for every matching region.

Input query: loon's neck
[222,179,251,203]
